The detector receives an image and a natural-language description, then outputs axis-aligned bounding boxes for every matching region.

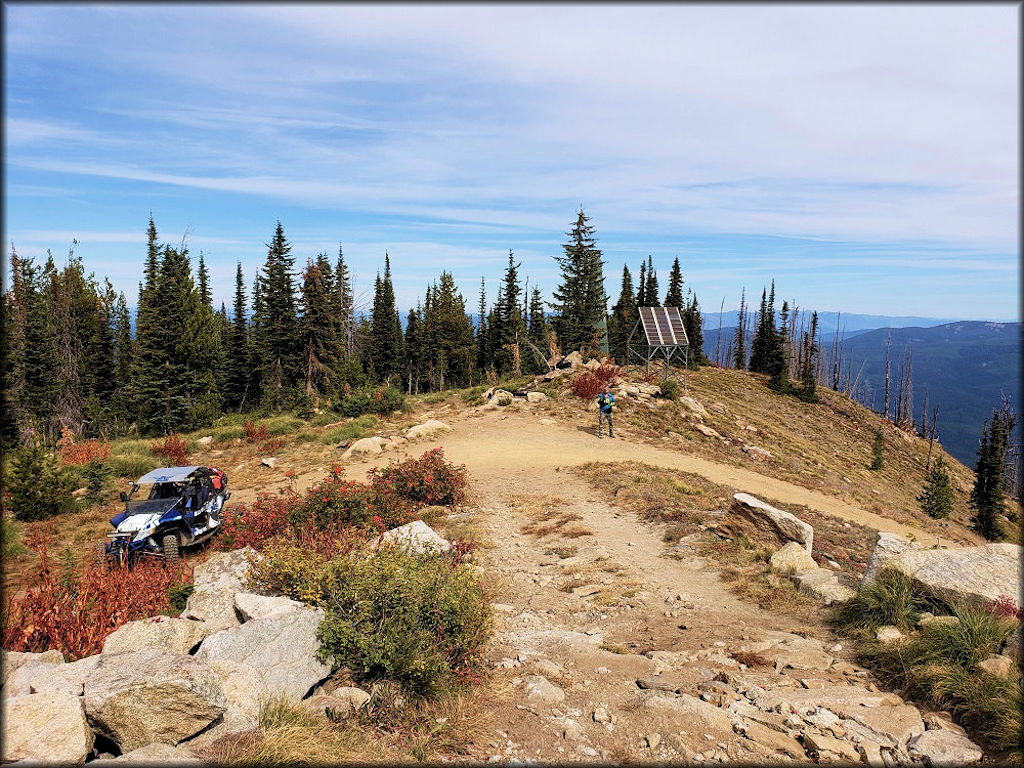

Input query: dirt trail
[333,406,936,763]
[387,406,924,540]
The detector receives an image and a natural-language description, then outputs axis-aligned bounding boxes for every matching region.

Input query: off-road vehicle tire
[162,533,180,562]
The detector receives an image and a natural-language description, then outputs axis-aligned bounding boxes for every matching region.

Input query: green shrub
[834,567,934,632]
[206,424,248,442]
[263,415,306,435]
[316,547,492,697]
[906,601,1015,669]
[294,430,319,444]
[659,379,680,401]
[459,385,489,404]
[83,460,113,504]
[310,410,345,427]
[870,428,884,470]
[167,583,195,612]
[106,451,161,478]
[1,517,28,558]
[320,415,379,446]
[7,444,76,521]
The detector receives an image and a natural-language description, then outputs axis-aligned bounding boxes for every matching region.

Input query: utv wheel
[162,533,180,562]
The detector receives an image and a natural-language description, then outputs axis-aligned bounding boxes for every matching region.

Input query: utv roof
[136,466,202,484]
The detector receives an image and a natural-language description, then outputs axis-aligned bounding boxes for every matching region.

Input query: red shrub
[2,530,192,661]
[369,448,468,510]
[260,437,285,454]
[243,419,271,443]
[593,363,621,385]
[215,495,293,551]
[569,372,604,400]
[57,428,111,466]
[150,432,189,466]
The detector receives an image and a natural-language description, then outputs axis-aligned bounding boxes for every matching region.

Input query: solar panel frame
[637,306,688,347]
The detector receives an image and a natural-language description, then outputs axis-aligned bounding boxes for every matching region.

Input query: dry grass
[510,494,594,539]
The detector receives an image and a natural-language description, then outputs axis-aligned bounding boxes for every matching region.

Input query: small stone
[875,625,905,643]
[976,654,1015,679]
[593,707,611,723]
[260,457,276,468]
[645,732,662,750]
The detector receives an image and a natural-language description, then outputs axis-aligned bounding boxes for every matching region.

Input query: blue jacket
[597,393,615,413]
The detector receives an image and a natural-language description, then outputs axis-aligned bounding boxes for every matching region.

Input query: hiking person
[597,390,615,438]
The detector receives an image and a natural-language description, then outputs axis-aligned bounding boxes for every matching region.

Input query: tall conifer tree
[254,221,300,410]
[644,255,659,307]
[665,257,684,308]
[551,209,606,355]
[369,254,404,382]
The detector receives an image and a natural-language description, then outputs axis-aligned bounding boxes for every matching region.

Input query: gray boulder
[83,648,226,752]
[102,616,209,656]
[2,692,94,765]
[378,520,452,555]
[907,729,984,766]
[523,675,565,705]
[886,543,1020,610]
[769,541,817,574]
[181,547,256,632]
[6,654,100,697]
[233,591,305,622]
[525,391,548,403]
[92,742,203,764]
[405,419,452,440]
[1,648,64,688]
[728,493,813,553]
[194,605,331,701]
[791,568,857,605]
[976,654,1015,679]
[204,659,264,733]
[342,436,392,459]
[863,532,917,583]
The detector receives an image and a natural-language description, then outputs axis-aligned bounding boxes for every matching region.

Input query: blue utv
[101,466,230,563]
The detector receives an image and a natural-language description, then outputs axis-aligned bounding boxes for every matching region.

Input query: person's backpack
[598,393,614,411]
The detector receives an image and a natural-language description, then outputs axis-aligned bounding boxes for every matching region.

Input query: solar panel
[638,306,689,347]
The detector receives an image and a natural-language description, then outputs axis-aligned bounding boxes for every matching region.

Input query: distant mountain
[700,310,971,340]
[828,322,1020,467]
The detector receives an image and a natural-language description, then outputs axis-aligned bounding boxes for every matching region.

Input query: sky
[3,4,1019,320]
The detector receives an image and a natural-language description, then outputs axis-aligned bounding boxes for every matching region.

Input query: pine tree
[369,254,404,382]
[608,264,637,364]
[474,277,489,379]
[404,305,426,393]
[550,209,606,355]
[970,400,1016,540]
[197,253,212,309]
[300,256,340,405]
[636,260,647,307]
[682,291,707,366]
[644,255,660,307]
[919,454,954,519]
[732,289,747,369]
[224,263,250,410]
[798,311,819,402]
[768,300,790,392]
[664,257,684,308]
[492,250,525,375]
[870,428,884,470]
[7,442,74,521]
[334,245,355,360]
[111,290,135,428]
[254,221,300,410]
[423,273,475,389]
[526,285,550,373]
[749,288,771,374]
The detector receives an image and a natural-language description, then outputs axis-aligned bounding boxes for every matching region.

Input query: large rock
[233,592,305,623]
[377,520,452,555]
[907,729,984,766]
[2,693,94,765]
[525,391,548,403]
[524,675,564,705]
[727,493,813,553]
[769,541,817,574]
[791,568,857,605]
[759,686,923,744]
[885,543,1021,610]
[205,660,264,733]
[405,419,452,440]
[642,692,733,732]
[562,351,585,369]
[102,616,209,656]
[863,532,917,583]
[302,687,371,719]
[679,396,709,419]
[342,436,392,459]
[181,547,256,632]
[83,648,226,752]
[1,648,64,688]
[976,654,1015,679]
[6,654,100,697]
[492,389,514,406]
[194,606,331,701]
[92,742,202,764]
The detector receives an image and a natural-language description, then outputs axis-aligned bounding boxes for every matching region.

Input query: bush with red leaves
[56,428,111,466]
[593,363,621,385]
[150,433,189,466]
[2,527,192,660]
[243,419,271,443]
[569,372,604,400]
[368,447,468,509]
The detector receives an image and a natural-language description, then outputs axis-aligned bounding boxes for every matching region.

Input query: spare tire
[162,532,180,562]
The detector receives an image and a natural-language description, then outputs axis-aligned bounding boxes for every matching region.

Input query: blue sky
[4,4,1018,320]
